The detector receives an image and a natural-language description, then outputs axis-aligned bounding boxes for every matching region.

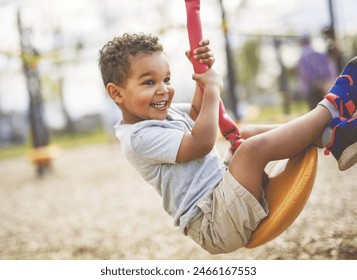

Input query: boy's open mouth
[150,101,168,110]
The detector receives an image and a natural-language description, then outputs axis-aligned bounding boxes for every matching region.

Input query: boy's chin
[154,114,168,121]
[150,108,170,120]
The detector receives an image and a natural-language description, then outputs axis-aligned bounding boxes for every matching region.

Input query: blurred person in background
[298,34,336,109]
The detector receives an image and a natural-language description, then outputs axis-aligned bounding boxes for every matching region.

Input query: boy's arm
[189,83,203,121]
[176,69,221,163]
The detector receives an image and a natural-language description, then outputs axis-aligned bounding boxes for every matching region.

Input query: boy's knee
[240,125,259,139]
[236,136,267,157]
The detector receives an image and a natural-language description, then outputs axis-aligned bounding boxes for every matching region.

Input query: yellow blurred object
[29,144,61,165]
[245,145,318,248]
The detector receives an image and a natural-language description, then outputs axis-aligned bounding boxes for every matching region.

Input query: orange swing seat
[245,145,318,248]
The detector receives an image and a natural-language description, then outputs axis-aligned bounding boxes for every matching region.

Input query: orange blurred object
[245,146,318,248]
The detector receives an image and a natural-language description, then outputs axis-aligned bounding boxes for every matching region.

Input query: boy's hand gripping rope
[184,0,243,152]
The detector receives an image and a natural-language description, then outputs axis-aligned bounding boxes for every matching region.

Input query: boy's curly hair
[98,33,163,87]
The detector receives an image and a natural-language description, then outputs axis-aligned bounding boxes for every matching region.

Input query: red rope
[184,0,243,152]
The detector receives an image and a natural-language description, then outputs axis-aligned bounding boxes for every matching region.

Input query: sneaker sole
[348,56,357,66]
[338,141,357,171]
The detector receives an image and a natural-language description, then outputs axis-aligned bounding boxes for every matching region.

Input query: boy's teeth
[152,101,166,108]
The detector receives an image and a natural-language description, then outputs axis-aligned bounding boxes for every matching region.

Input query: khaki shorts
[185,170,269,254]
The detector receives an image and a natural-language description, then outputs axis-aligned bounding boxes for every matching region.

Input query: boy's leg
[223,124,280,166]
[241,124,324,147]
[228,106,331,201]
[230,57,357,200]
[240,124,280,139]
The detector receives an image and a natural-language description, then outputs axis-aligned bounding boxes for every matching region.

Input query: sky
[0,0,356,125]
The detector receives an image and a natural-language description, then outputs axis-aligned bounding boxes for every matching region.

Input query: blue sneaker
[324,116,357,171]
[325,57,357,118]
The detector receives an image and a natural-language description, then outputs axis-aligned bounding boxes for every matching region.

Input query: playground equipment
[184,0,318,248]
[245,146,317,248]
[17,10,58,176]
[185,0,243,153]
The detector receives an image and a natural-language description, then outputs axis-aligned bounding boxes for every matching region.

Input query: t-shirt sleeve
[130,125,185,164]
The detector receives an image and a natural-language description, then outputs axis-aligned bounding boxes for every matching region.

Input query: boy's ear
[106,83,123,104]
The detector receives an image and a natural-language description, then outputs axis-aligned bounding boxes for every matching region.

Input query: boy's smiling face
[111,52,174,124]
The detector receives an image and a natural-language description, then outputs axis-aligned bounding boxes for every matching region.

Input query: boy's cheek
[169,87,175,97]
[138,97,153,107]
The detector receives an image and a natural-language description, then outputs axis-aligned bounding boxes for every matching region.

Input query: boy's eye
[164,77,171,83]
[144,80,154,85]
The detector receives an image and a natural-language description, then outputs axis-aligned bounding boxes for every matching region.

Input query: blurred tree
[326,0,343,72]
[273,38,290,114]
[237,38,261,102]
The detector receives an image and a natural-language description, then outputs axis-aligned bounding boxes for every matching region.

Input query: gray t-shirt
[115,106,226,232]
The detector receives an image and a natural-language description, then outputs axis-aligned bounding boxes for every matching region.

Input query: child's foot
[325,57,357,118]
[324,116,357,171]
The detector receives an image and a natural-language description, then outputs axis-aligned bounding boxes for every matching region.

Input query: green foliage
[237,38,261,89]
[0,129,109,160]
[250,100,309,124]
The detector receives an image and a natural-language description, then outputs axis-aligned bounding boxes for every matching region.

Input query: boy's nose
[157,83,170,94]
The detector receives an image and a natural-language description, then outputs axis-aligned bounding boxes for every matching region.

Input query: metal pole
[327,0,343,72]
[218,0,240,119]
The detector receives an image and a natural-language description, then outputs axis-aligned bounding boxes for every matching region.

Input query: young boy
[98,33,357,254]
